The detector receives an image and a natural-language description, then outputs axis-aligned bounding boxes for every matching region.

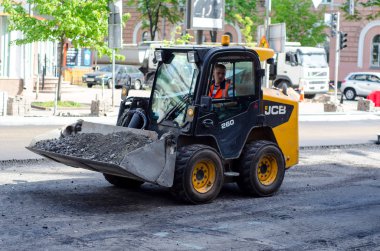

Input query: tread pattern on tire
[171,144,221,204]
[237,140,285,197]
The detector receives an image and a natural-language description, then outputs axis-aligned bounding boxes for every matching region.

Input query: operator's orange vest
[209,79,231,98]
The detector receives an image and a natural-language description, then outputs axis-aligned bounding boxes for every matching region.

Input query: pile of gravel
[33,132,153,165]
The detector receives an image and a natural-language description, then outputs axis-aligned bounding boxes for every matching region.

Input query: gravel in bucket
[33,131,153,165]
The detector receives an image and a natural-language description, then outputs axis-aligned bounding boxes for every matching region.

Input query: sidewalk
[298,99,380,122]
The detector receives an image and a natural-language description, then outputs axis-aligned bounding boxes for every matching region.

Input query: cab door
[194,52,262,159]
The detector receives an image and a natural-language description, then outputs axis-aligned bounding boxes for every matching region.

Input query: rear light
[341,80,346,85]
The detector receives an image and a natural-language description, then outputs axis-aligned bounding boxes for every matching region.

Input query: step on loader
[28,37,299,204]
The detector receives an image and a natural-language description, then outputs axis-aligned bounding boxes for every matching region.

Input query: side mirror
[266,58,275,65]
[200,96,212,112]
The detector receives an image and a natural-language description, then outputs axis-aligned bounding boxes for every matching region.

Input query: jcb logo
[265,105,286,115]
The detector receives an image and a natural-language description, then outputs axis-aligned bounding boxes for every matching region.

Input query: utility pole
[108,0,122,107]
[264,0,271,88]
[332,12,340,102]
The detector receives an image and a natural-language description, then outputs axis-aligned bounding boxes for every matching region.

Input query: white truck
[270,44,329,98]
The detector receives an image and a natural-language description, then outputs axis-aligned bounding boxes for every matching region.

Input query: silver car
[340,72,380,100]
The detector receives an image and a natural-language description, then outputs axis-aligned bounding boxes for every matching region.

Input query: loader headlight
[154,50,163,62]
[185,106,195,122]
[121,86,129,100]
[187,107,194,117]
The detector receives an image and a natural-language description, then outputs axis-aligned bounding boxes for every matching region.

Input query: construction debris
[357,98,375,112]
[33,132,153,165]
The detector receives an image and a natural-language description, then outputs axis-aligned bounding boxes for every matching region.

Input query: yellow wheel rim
[191,160,216,194]
[257,155,278,186]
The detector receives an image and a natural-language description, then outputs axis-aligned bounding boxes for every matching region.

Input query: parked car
[82,65,144,89]
[340,72,380,100]
[123,65,145,90]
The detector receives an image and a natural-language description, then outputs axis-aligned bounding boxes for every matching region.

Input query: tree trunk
[57,36,65,101]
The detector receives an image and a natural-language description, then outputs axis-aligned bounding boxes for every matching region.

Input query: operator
[208,64,232,98]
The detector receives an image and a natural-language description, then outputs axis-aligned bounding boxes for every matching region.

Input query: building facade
[0,7,57,97]
[321,0,380,81]
[122,5,243,45]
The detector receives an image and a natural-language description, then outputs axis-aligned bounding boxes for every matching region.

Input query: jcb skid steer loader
[28,39,299,204]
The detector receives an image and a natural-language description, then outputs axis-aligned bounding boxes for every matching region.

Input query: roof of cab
[157,45,275,62]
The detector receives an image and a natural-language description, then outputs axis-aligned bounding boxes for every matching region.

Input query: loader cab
[202,53,261,122]
[148,46,266,157]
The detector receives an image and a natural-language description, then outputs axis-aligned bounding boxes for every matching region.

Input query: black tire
[87,83,93,88]
[116,108,130,127]
[171,144,224,204]
[103,173,144,189]
[305,94,316,99]
[344,88,356,100]
[237,140,285,197]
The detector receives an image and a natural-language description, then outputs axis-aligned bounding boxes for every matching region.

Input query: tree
[127,0,183,41]
[225,0,259,26]
[272,0,327,46]
[341,0,380,21]
[234,14,254,44]
[2,0,122,101]
[208,0,259,43]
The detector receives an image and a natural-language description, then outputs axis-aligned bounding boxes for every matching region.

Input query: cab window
[207,59,256,121]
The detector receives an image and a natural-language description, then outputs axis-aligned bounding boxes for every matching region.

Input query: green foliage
[127,0,184,41]
[225,0,259,25]
[162,26,193,45]
[2,0,129,100]
[341,0,380,21]
[32,101,82,108]
[234,14,254,43]
[272,0,327,46]
[226,0,261,40]
[173,26,193,45]
[2,0,111,54]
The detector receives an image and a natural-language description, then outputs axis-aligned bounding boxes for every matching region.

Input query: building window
[224,32,233,43]
[321,0,332,3]
[371,35,380,67]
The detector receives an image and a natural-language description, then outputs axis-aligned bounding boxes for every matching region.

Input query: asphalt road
[1,120,379,160]
[300,120,380,146]
[0,145,379,250]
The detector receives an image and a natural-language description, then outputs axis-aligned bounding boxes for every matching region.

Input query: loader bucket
[26,121,177,187]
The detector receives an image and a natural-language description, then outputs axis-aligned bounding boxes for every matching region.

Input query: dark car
[116,65,145,90]
[82,65,144,89]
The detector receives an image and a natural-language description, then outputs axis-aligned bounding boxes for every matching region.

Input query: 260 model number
[221,119,235,129]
